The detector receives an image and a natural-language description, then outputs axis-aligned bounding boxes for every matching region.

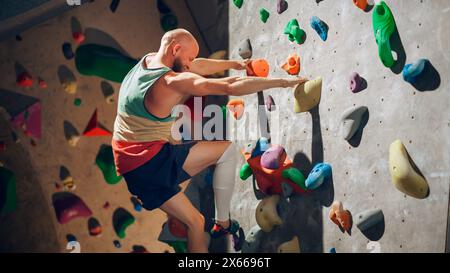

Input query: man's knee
[185,213,205,231]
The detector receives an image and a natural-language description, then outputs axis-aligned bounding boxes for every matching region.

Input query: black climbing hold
[157,0,171,14]
[110,0,120,13]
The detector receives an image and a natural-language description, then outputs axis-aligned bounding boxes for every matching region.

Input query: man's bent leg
[160,192,208,253]
[181,141,239,229]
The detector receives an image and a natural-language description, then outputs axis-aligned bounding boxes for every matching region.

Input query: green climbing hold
[96,144,122,184]
[373,1,397,68]
[240,163,253,180]
[168,241,188,253]
[260,8,270,23]
[221,105,227,121]
[233,0,243,9]
[161,14,178,32]
[0,166,17,215]
[75,44,138,83]
[282,167,307,190]
[284,19,306,44]
[74,98,82,106]
[113,207,135,239]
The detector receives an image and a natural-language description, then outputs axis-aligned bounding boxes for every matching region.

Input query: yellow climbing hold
[255,195,283,232]
[62,81,77,95]
[293,77,322,113]
[277,236,300,253]
[389,140,429,199]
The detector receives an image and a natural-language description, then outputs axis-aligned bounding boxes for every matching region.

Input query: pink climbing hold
[260,145,286,170]
[52,192,93,224]
[17,72,33,87]
[10,101,42,140]
[277,0,288,14]
[265,95,275,112]
[350,72,364,93]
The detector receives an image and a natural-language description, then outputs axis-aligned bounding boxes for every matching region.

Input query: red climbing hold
[72,32,85,44]
[184,96,204,121]
[17,72,33,87]
[83,109,112,136]
[353,0,368,11]
[38,78,48,89]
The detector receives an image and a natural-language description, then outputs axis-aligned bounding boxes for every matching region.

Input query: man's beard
[172,58,184,72]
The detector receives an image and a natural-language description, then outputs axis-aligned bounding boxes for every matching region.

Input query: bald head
[160,28,199,72]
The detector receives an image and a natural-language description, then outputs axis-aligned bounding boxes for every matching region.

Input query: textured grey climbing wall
[229,0,450,252]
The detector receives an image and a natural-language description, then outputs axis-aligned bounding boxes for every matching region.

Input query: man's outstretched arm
[189,58,249,76]
[165,72,308,97]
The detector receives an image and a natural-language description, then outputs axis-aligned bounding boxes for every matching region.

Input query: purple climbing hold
[62,43,74,60]
[261,145,285,170]
[350,72,364,93]
[277,0,288,14]
[265,95,275,112]
[52,192,92,224]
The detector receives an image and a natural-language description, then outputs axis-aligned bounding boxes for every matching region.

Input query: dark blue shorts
[123,141,198,211]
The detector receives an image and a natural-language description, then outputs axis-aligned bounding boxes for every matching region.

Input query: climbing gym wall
[0,0,210,253]
[229,0,450,252]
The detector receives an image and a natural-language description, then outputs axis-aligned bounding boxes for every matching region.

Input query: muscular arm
[189,58,245,76]
[166,71,307,97]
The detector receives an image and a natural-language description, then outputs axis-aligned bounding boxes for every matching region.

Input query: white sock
[213,142,238,222]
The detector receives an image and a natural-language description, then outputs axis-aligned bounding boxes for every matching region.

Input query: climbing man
[112,28,307,253]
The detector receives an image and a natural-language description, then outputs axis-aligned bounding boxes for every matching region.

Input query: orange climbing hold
[281,54,301,75]
[329,201,352,233]
[353,0,368,10]
[227,99,245,120]
[246,59,269,78]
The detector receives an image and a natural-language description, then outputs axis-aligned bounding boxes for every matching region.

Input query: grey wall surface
[228,0,450,253]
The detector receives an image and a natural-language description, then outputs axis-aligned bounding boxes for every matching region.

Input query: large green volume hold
[373,1,397,68]
[0,166,17,215]
[96,144,122,185]
[75,44,138,83]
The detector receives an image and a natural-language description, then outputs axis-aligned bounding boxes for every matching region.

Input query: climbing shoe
[210,219,241,239]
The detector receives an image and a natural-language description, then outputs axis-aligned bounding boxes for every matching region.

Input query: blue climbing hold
[66,234,77,242]
[329,247,337,253]
[310,16,328,41]
[130,196,142,212]
[305,163,332,190]
[62,43,74,60]
[251,137,270,158]
[402,59,429,84]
